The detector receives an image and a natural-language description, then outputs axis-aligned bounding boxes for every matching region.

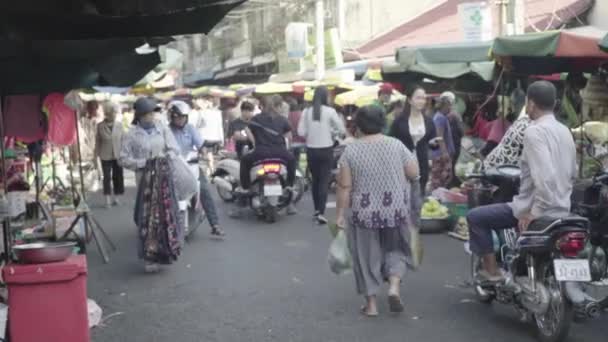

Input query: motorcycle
[571,171,608,313]
[466,165,593,342]
[212,148,306,223]
[179,152,206,241]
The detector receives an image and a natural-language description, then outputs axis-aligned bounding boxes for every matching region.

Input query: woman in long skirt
[336,105,420,316]
[119,97,182,273]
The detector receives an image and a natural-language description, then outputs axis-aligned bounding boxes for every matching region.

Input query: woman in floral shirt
[483,90,529,169]
[336,106,420,317]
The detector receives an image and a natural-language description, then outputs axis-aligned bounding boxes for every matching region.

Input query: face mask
[139,121,155,130]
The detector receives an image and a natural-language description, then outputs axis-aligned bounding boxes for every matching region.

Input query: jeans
[307,147,333,215]
[199,171,220,227]
[240,147,296,189]
[466,203,518,255]
[100,159,124,195]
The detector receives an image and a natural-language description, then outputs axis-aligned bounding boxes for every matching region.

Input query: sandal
[388,294,404,313]
[360,306,379,317]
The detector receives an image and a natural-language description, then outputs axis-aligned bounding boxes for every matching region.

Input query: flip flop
[388,295,404,313]
[360,306,379,317]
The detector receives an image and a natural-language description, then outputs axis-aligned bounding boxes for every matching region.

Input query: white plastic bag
[87,299,102,328]
[170,156,198,201]
[328,230,352,275]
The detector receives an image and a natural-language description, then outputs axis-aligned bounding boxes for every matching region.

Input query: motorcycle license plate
[264,184,283,196]
[553,259,592,282]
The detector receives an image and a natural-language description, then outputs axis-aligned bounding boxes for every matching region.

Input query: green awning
[600,34,608,52]
[491,28,608,74]
[385,41,495,81]
[492,31,561,57]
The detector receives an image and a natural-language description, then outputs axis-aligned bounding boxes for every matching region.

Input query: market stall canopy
[334,85,404,108]
[0,0,246,39]
[0,38,161,94]
[384,41,495,81]
[492,27,608,74]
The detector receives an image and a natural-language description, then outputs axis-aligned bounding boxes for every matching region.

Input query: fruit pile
[421,198,450,219]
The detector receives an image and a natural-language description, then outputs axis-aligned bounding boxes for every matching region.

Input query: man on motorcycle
[237,95,297,214]
[467,81,577,282]
[227,101,255,159]
[169,100,225,238]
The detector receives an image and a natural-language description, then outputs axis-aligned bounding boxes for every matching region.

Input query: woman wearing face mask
[120,97,182,273]
[389,85,436,195]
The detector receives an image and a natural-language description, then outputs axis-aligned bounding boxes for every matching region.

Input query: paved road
[87,178,607,342]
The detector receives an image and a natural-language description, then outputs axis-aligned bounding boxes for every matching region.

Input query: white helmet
[168,100,192,118]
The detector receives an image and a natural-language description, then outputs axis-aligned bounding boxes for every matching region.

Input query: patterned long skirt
[133,157,184,264]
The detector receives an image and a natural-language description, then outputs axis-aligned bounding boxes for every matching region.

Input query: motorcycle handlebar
[594,173,608,185]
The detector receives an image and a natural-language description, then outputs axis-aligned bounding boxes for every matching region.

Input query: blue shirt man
[168,100,224,237]
[171,122,204,157]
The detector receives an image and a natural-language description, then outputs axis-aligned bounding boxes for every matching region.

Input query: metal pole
[513,0,526,35]
[315,0,325,81]
[0,94,11,263]
[337,0,346,40]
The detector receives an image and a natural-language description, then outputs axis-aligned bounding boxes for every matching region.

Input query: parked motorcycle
[212,149,306,223]
[466,165,592,342]
[571,171,608,312]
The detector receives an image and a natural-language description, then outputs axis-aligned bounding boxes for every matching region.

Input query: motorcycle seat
[253,158,286,166]
[522,216,589,235]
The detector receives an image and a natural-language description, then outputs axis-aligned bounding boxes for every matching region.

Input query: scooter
[466,165,593,342]
[212,147,306,223]
[180,152,206,241]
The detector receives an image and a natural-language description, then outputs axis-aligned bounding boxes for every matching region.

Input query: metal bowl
[420,218,453,234]
[12,242,76,264]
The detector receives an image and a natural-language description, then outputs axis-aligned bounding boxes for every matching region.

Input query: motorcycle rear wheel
[265,207,277,223]
[534,263,574,342]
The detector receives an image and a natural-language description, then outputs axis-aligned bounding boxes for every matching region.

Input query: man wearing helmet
[169,100,225,238]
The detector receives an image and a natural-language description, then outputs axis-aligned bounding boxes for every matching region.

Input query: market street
[86,175,608,342]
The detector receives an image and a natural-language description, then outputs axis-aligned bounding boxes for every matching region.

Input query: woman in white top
[298,86,346,224]
[389,86,437,195]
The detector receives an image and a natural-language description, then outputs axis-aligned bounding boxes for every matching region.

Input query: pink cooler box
[3,255,89,342]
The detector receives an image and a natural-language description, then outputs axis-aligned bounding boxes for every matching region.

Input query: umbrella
[491,27,608,74]
[334,85,404,108]
[254,83,294,95]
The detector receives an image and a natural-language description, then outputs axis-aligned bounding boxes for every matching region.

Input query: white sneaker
[105,196,112,209]
[316,215,329,225]
[144,262,160,273]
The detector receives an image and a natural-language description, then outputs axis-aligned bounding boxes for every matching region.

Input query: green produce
[421,198,449,219]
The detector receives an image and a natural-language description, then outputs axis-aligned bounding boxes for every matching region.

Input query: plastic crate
[446,202,468,218]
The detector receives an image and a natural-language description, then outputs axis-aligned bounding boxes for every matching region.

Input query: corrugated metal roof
[357,0,593,58]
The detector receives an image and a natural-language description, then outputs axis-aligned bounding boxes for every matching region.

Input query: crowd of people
[73,79,577,317]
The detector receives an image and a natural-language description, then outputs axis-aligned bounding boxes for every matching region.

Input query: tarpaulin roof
[384,41,495,81]
[0,38,161,94]
[491,27,608,74]
[0,1,245,94]
[0,0,246,39]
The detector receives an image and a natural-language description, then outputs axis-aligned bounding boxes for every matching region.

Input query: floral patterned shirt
[483,116,531,169]
[339,136,414,229]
